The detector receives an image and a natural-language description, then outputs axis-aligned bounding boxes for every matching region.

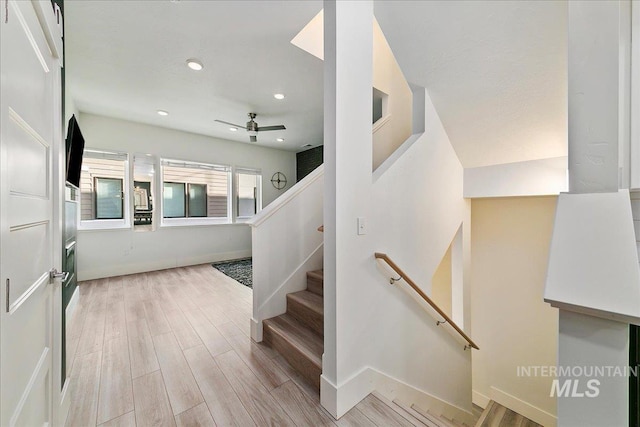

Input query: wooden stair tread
[308,269,324,279]
[411,405,457,427]
[306,270,324,296]
[392,399,441,427]
[288,290,323,313]
[263,314,323,368]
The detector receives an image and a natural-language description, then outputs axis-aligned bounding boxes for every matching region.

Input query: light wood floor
[65,264,405,427]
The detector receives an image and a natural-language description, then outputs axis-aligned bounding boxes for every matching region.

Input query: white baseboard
[77,250,251,280]
[321,374,339,419]
[472,389,491,409]
[320,366,475,424]
[490,386,557,427]
[250,317,262,342]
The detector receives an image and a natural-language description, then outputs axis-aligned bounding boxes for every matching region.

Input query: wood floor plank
[76,308,106,356]
[271,380,336,426]
[336,406,377,427]
[224,332,288,391]
[272,355,320,404]
[133,370,176,427]
[165,309,203,350]
[189,318,232,357]
[152,332,204,415]
[104,300,127,341]
[98,411,136,427]
[215,350,295,426]
[174,402,216,427]
[184,345,255,427]
[183,307,212,327]
[200,304,231,326]
[487,405,507,427]
[127,318,160,378]
[356,395,414,427]
[67,351,102,427]
[124,298,146,322]
[97,337,134,424]
[144,299,172,336]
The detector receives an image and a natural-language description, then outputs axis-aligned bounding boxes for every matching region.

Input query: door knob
[49,268,69,283]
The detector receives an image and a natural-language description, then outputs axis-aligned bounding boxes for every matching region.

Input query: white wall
[464,156,568,198]
[76,113,295,280]
[248,166,324,341]
[372,19,413,171]
[323,4,474,411]
[470,196,559,426]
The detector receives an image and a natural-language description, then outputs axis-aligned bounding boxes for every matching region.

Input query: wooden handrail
[374,252,479,350]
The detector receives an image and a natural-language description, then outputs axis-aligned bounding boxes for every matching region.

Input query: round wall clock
[271,172,287,190]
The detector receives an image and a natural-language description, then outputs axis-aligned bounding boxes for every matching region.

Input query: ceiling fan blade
[257,125,286,132]
[214,119,245,129]
[249,135,257,143]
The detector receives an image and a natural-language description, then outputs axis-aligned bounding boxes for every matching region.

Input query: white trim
[631,0,640,188]
[247,164,323,227]
[161,217,232,227]
[10,347,50,427]
[320,367,476,423]
[256,243,323,314]
[490,386,557,427]
[372,113,392,134]
[250,317,262,342]
[472,390,491,409]
[372,133,422,181]
[65,286,80,325]
[31,0,63,61]
[77,249,251,281]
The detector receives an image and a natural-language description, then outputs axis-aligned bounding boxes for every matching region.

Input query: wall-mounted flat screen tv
[65,115,85,188]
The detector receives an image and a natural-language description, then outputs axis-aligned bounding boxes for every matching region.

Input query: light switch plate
[357,217,366,235]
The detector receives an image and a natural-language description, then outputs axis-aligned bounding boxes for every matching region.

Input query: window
[94,177,123,219]
[79,150,129,229]
[161,159,231,225]
[236,168,262,219]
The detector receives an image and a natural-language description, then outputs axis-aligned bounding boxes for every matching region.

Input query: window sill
[161,218,235,228]
[79,220,130,231]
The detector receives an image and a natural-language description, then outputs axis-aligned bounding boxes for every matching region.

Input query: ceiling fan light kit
[215,112,286,143]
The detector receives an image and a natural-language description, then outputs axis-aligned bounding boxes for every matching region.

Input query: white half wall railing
[247,165,324,341]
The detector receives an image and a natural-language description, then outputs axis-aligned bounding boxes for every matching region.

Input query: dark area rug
[212,258,252,289]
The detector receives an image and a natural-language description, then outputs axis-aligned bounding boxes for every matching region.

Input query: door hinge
[5,0,8,24]
[5,278,9,313]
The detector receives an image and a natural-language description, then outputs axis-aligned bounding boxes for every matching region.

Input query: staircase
[263,269,324,390]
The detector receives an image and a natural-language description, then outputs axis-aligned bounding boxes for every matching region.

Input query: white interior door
[1,1,62,426]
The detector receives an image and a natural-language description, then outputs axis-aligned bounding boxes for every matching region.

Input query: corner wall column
[321,0,374,418]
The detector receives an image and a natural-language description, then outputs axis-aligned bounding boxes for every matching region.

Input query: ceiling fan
[215,113,286,142]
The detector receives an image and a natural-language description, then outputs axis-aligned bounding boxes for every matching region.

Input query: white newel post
[545,2,637,426]
[321,0,374,418]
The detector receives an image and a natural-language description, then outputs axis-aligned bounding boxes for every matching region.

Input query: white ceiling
[374,0,568,168]
[65,0,324,152]
[66,1,568,165]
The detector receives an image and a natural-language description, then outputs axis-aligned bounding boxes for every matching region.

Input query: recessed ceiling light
[229,127,238,132]
[301,143,313,148]
[276,138,285,142]
[273,93,285,100]
[186,59,203,71]
[157,110,169,116]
